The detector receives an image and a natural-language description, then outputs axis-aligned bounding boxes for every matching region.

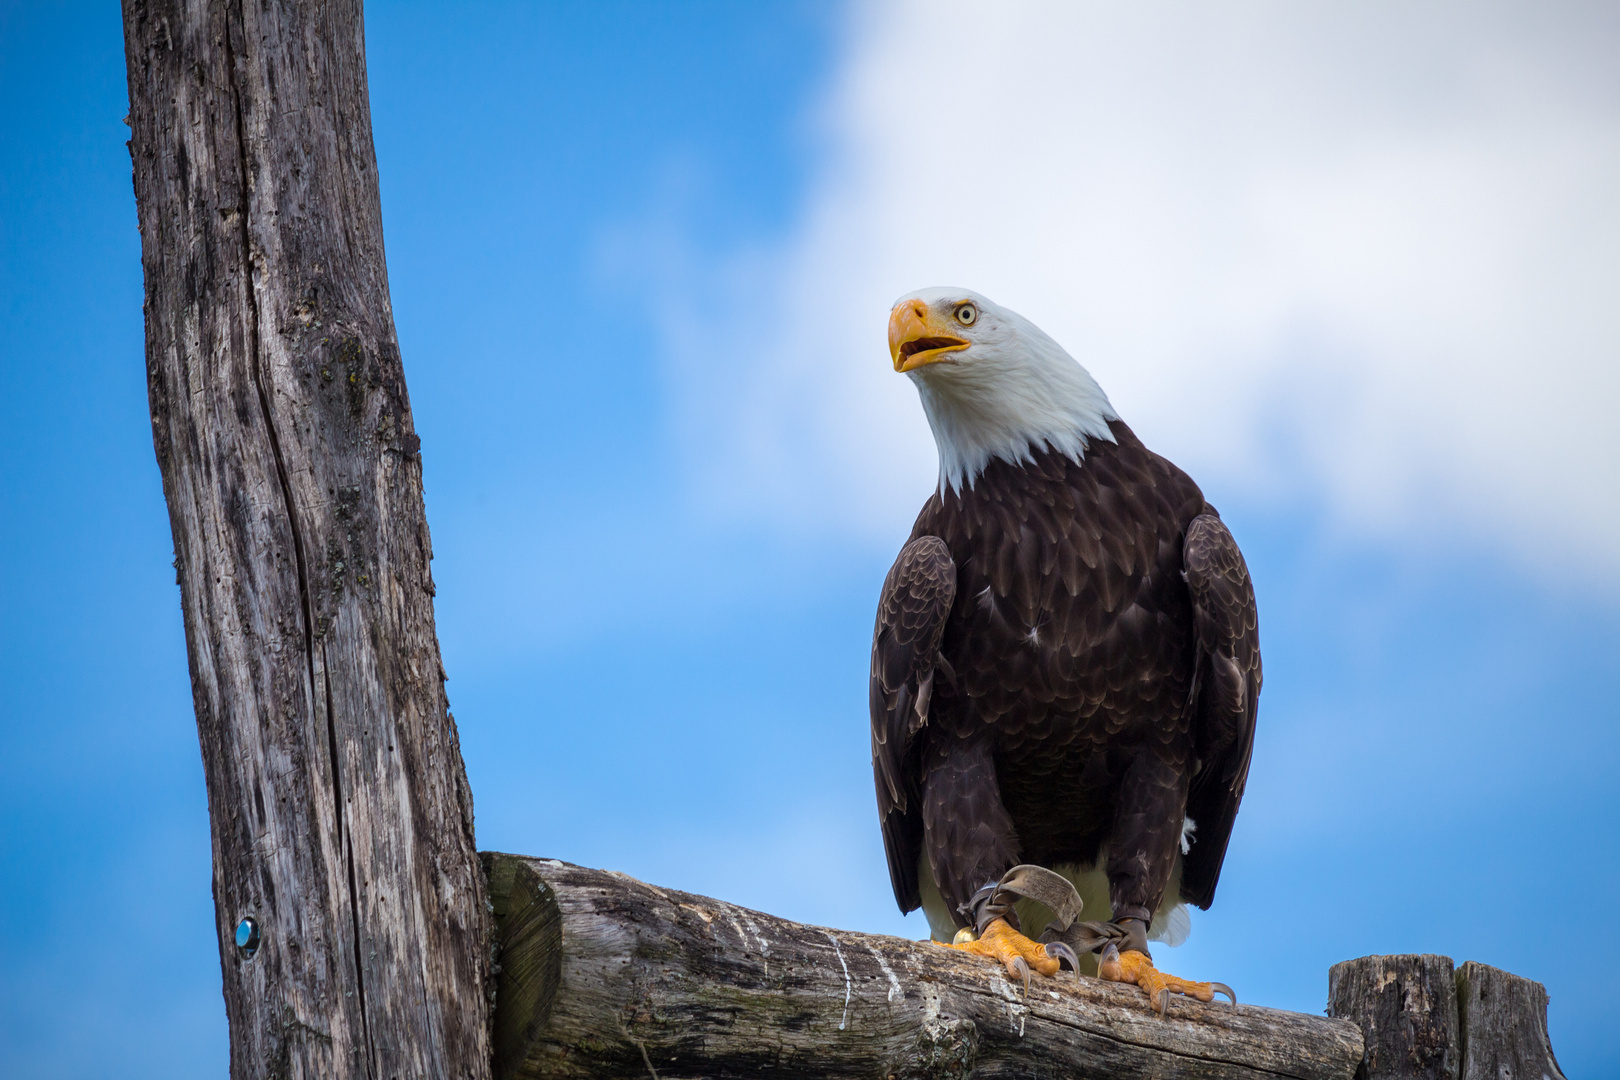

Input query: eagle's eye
[954,303,978,327]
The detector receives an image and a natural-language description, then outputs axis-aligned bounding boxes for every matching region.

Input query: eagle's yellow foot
[1098,944,1237,1016]
[943,917,1071,995]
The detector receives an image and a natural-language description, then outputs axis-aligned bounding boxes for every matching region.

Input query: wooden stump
[484,853,1365,1080]
[1328,955,1567,1080]
[1454,962,1565,1080]
[1328,954,1460,1080]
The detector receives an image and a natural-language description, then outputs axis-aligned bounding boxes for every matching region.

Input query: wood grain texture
[1454,962,1565,1080]
[121,2,491,1077]
[1328,955,1460,1080]
[486,853,1364,1080]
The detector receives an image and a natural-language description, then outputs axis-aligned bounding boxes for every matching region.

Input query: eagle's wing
[871,535,957,913]
[1179,513,1261,910]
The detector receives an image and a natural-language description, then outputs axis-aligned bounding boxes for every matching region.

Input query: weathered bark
[122,2,491,1078]
[1454,962,1565,1080]
[1327,955,1461,1080]
[484,854,1366,1080]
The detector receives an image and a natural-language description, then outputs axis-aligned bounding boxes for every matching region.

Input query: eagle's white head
[889,287,1119,495]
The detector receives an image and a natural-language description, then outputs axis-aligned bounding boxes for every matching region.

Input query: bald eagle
[872,288,1257,1010]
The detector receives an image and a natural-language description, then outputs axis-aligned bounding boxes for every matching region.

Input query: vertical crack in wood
[220,2,375,1075]
[324,639,375,1077]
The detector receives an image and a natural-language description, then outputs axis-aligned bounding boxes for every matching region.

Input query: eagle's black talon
[1212,982,1237,1005]
[1156,987,1171,1015]
[1009,954,1031,997]
[1042,940,1080,974]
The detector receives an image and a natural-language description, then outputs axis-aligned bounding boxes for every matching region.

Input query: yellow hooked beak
[889,299,970,373]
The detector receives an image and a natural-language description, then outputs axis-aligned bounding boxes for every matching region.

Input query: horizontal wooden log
[482,852,1364,1080]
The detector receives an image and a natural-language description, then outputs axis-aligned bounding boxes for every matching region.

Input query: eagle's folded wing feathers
[1179,513,1261,909]
[871,535,957,912]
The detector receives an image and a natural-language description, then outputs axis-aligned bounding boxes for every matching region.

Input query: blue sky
[2,2,1616,1077]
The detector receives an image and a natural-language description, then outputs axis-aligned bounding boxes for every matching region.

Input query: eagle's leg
[1095,752,1236,1014]
[921,744,1078,993]
[1099,933,1237,1014]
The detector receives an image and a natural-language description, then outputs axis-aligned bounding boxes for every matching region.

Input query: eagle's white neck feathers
[900,288,1118,495]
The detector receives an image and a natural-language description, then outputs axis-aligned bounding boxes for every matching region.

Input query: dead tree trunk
[121,2,491,1077]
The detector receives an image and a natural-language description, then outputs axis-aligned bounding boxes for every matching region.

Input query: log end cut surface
[486,852,1364,1080]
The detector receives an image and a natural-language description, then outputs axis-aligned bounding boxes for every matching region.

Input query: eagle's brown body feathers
[872,420,1260,934]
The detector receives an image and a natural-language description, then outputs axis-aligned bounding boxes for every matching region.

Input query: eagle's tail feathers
[1149,903,1191,947]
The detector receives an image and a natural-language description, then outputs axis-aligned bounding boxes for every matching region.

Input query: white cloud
[664,1,1620,578]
